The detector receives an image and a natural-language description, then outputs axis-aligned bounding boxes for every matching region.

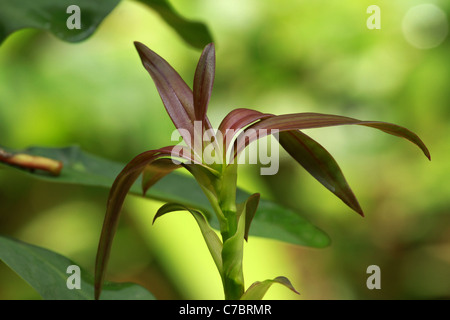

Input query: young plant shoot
[94,42,430,300]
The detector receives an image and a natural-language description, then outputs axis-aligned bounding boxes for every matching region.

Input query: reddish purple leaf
[95,145,188,300]
[142,158,182,196]
[279,130,363,216]
[234,113,431,160]
[218,108,272,134]
[193,43,215,124]
[134,42,196,148]
[218,108,273,157]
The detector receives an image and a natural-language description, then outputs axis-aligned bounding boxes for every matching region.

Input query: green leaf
[153,203,223,275]
[279,130,363,216]
[0,0,213,49]
[182,163,226,226]
[241,276,299,300]
[0,0,120,44]
[245,198,330,248]
[136,0,213,50]
[236,193,260,242]
[0,235,155,300]
[0,145,330,249]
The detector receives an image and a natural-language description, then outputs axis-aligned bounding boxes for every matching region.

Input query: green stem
[216,164,245,300]
[221,212,245,300]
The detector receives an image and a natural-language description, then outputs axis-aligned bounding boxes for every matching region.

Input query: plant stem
[216,164,245,300]
[221,210,245,300]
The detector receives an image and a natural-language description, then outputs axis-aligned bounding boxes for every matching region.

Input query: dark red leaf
[134,42,196,148]
[218,108,273,159]
[95,145,186,300]
[234,113,430,160]
[279,130,363,216]
[142,158,182,196]
[193,43,215,124]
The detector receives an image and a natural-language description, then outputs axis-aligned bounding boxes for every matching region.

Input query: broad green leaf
[0,235,155,300]
[153,202,223,275]
[0,145,330,249]
[136,0,213,50]
[0,0,120,44]
[279,130,363,216]
[0,0,213,49]
[241,276,299,300]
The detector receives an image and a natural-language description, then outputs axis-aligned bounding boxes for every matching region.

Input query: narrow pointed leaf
[235,113,430,160]
[193,43,215,123]
[134,42,196,148]
[236,193,261,241]
[153,203,223,275]
[241,276,299,300]
[279,130,364,216]
[95,145,184,300]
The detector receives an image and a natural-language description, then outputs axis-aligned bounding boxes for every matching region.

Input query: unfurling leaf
[240,276,299,300]
[236,193,261,241]
[153,203,223,275]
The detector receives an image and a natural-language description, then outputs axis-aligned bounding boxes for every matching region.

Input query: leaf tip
[354,204,365,217]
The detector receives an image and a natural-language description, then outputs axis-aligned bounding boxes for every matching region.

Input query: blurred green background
[0,0,449,299]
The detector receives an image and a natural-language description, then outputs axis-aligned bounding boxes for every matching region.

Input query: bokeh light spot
[402,4,448,49]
